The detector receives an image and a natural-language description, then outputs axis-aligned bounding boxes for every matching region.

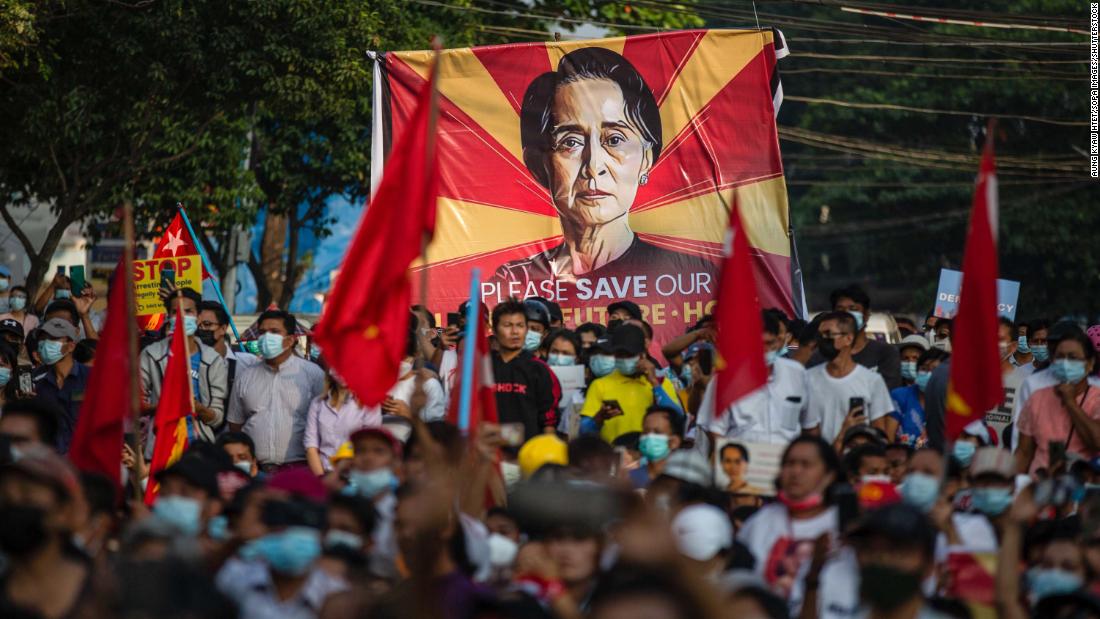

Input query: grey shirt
[227,354,325,465]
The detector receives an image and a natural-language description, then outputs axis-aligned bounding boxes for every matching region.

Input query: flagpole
[122,201,144,500]
[175,203,246,352]
[457,269,481,434]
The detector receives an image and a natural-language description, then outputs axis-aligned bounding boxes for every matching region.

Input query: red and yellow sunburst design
[381,30,792,341]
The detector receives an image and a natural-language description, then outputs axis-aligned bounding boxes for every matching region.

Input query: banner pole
[122,201,144,501]
[457,268,481,434]
[175,203,245,351]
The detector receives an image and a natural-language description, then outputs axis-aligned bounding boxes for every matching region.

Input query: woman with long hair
[304,372,379,476]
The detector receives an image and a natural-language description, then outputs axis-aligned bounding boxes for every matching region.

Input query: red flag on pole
[69,267,132,492]
[140,213,210,331]
[446,308,498,428]
[313,63,439,406]
[946,129,1003,441]
[144,302,195,506]
[713,201,769,416]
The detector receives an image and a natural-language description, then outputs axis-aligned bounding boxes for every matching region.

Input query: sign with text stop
[132,255,202,316]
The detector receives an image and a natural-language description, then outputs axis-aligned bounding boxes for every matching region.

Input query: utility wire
[783,95,1088,126]
[780,67,1084,81]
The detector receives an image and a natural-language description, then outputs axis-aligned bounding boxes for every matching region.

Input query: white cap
[898,334,930,351]
[671,504,733,561]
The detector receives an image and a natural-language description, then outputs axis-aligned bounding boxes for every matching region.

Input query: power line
[780,67,1084,81]
[783,95,1088,126]
[793,52,1088,65]
[408,0,662,32]
[837,5,1088,36]
[791,37,1086,48]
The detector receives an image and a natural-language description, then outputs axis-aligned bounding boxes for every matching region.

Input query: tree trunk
[0,202,78,300]
[277,215,301,309]
[255,209,287,309]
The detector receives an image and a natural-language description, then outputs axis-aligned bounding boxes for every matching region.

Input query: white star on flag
[162,230,186,256]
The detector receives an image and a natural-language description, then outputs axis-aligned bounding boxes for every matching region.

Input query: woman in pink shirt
[304,373,381,475]
[1016,329,1100,475]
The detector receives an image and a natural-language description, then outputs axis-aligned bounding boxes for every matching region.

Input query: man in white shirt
[698,311,816,444]
[804,311,894,446]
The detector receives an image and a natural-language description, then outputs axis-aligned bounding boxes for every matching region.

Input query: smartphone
[1049,440,1067,471]
[446,312,463,328]
[160,266,175,289]
[55,265,66,276]
[500,422,525,447]
[602,399,622,412]
[698,348,714,375]
[849,397,866,419]
[17,371,32,394]
[69,265,86,296]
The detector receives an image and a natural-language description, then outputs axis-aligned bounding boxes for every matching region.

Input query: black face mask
[607,319,624,332]
[0,505,49,557]
[195,328,217,347]
[816,335,840,361]
[859,564,923,611]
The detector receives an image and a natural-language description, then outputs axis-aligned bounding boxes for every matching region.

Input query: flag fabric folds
[68,267,131,492]
[713,201,769,416]
[313,64,439,406]
[446,307,498,430]
[144,303,195,506]
[946,133,1003,441]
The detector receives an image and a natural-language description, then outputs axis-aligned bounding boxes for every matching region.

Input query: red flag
[946,131,1003,440]
[313,64,439,406]
[140,212,210,331]
[144,303,195,505]
[69,267,132,491]
[446,307,498,429]
[713,201,769,415]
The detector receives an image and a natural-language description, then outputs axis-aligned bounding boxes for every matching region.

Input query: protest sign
[714,440,782,497]
[132,255,201,316]
[375,30,800,344]
[933,268,1021,321]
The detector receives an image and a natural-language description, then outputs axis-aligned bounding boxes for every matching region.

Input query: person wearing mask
[895,316,919,339]
[738,436,842,608]
[316,492,378,583]
[887,348,949,448]
[660,316,716,372]
[0,284,38,336]
[228,310,325,472]
[1016,327,1100,475]
[575,322,606,352]
[607,300,643,324]
[38,277,98,341]
[217,431,260,478]
[788,317,822,367]
[897,335,929,387]
[825,285,902,389]
[305,372,379,475]
[30,317,88,453]
[580,324,682,442]
[383,319,446,422]
[344,426,403,576]
[804,312,894,448]
[0,317,25,361]
[523,299,552,353]
[141,289,228,443]
[0,342,18,409]
[544,329,585,435]
[149,452,223,539]
[628,406,683,489]
[1011,318,1049,372]
[490,299,557,441]
[698,311,814,445]
[197,300,257,400]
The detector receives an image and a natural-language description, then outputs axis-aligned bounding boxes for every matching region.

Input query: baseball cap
[897,334,930,352]
[155,453,220,498]
[0,444,81,500]
[589,337,613,355]
[842,425,888,447]
[350,426,403,457]
[660,449,712,487]
[671,504,733,561]
[0,265,10,278]
[0,318,23,340]
[517,434,568,478]
[847,502,936,557]
[607,300,643,321]
[610,324,646,356]
[962,420,999,447]
[970,447,1014,479]
[38,317,79,341]
[682,341,714,362]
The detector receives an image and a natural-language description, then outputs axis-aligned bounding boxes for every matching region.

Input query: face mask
[932,337,952,353]
[0,279,8,292]
[615,356,639,376]
[848,311,865,332]
[915,370,932,392]
[547,353,575,367]
[8,296,25,312]
[346,468,396,498]
[195,328,217,347]
[1017,336,1031,354]
[0,505,48,557]
[234,461,253,476]
[170,315,198,336]
[324,529,364,552]
[971,486,1013,517]
[55,289,71,300]
[500,461,522,490]
[900,472,941,513]
[1051,359,1087,384]
[680,363,693,386]
[777,490,824,513]
[764,349,780,366]
[243,527,322,576]
[153,495,203,537]
[0,367,11,387]
[207,515,230,541]
[999,341,1011,360]
[590,355,615,378]
[309,344,322,360]
[523,330,542,352]
[859,564,922,611]
[1027,567,1082,602]
[900,361,918,382]
[1032,344,1050,363]
[488,532,519,568]
[816,335,840,361]
[399,360,414,377]
[638,433,671,462]
[259,332,288,360]
[38,339,66,365]
[952,441,976,467]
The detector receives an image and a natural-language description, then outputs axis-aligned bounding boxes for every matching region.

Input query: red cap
[350,426,403,457]
[267,466,327,503]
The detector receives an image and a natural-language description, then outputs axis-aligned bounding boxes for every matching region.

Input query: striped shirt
[227,354,325,465]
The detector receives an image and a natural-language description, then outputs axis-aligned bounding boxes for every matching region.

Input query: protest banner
[934,268,1021,321]
[132,255,201,316]
[374,30,801,344]
[714,439,782,497]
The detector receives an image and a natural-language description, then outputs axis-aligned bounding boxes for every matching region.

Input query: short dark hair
[576,322,606,340]
[720,442,749,463]
[998,316,1015,332]
[1054,326,1098,367]
[1028,318,1050,336]
[216,431,256,459]
[763,307,789,331]
[491,299,527,330]
[198,301,230,326]
[45,299,79,326]
[782,436,844,483]
[761,310,781,337]
[163,288,202,313]
[410,305,436,328]
[257,309,296,334]
[567,434,615,469]
[918,348,950,367]
[544,328,581,356]
[644,406,684,437]
[329,493,379,537]
[829,284,871,310]
[843,443,887,477]
[818,310,857,335]
[1,399,60,446]
[797,315,823,346]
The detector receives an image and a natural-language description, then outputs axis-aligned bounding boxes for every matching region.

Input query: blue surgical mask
[8,296,26,312]
[1032,344,1050,363]
[1027,567,1082,602]
[345,468,396,498]
[900,361,918,382]
[309,344,322,360]
[953,441,976,467]
[234,460,253,476]
[915,370,932,392]
[638,433,671,462]
[900,472,940,513]
[1051,359,1087,384]
[523,330,542,352]
[153,495,203,537]
[242,527,322,576]
[547,353,575,367]
[324,529,364,552]
[615,356,639,376]
[38,339,65,365]
[207,515,230,541]
[590,354,615,378]
[971,486,1013,517]
[258,332,288,360]
[680,363,693,386]
[764,349,780,366]
[170,315,198,336]
[55,289,71,300]
[1017,336,1031,354]
[0,367,10,387]
[848,310,865,332]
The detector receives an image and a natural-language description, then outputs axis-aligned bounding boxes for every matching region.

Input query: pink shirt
[1017,384,1100,474]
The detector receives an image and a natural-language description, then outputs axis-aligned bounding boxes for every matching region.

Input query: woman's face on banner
[548,78,652,228]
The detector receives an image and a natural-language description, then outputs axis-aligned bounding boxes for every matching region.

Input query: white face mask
[399,360,414,377]
[500,461,522,490]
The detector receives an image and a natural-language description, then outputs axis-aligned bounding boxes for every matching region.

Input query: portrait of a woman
[492,47,718,285]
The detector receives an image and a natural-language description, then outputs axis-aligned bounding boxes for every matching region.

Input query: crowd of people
[2,265,1100,619]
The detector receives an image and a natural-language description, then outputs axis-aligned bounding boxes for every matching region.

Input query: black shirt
[32,361,90,454]
[491,350,556,441]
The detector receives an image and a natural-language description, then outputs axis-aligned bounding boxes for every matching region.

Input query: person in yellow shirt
[580,324,683,442]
